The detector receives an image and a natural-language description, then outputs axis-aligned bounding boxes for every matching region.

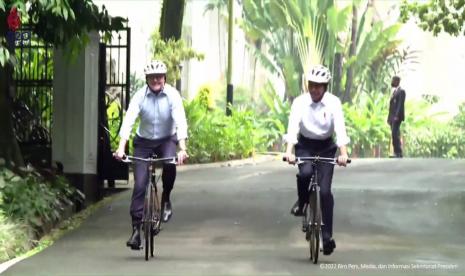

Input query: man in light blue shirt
[114,60,188,250]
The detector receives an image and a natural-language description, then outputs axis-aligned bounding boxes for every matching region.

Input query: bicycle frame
[122,155,176,260]
[284,156,350,263]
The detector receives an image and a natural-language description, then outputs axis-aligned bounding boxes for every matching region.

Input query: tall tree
[0,0,125,169]
[400,0,465,36]
[159,0,186,41]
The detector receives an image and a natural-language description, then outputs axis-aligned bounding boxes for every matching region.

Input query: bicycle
[283,156,350,264]
[122,155,177,261]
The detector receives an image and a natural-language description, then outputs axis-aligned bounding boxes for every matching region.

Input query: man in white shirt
[283,65,349,255]
[114,60,188,250]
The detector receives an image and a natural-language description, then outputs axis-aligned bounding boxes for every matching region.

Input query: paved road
[3,158,465,275]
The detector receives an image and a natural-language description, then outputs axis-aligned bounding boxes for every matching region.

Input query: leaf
[0,47,10,67]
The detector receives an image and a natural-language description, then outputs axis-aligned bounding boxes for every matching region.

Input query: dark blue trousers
[130,135,177,225]
[295,135,337,241]
[390,121,403,157]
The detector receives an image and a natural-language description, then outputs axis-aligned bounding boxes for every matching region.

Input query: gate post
[52,31,100,208]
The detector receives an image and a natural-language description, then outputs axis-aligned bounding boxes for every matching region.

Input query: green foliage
[0,166,83,233]
[241,0,308,99]
[400,0,465,36]
[343,93,390,157]
[342,93,465,158]
[0,211,31,262]
[184,87,267,163]
[241,0,406,102]
[196,84,216,110]
[149,31,204,85]
[453,102,465,127]
[0,0,126,66]
[215,84,254,109]
[130,72,145,97]
[257,81,290,151]
[403,99,465,158]
[107,100,138,154]
[405,123,465,158]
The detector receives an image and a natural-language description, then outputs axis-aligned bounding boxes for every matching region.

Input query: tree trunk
[343,5,358,104]
[0,16,24,168]
[332,52,343,98]
[159,0,186,41]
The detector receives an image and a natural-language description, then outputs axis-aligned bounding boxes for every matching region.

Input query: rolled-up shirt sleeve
[333,99,350,147]
[119,91,142,140]
[284,99,301,145]
[171,93,188,140]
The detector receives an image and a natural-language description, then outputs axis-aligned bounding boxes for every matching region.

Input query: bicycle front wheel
[143,185,154,261]
[150,186,157,257]
[308,188,321,264]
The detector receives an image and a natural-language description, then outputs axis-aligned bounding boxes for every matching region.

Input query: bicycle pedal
[302,225,308,233]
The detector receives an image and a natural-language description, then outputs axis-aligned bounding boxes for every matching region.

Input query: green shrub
[257,82,290,151]
[184,88,267,163]
[343,93,390,157]
[0,167,83,234]
[405,123,465,158]
[0,211,31,263]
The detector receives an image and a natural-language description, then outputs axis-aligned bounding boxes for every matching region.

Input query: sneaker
[290,200,304,217]
[126,224,141,250]
[323,238,336,255]
[161,201,172,223]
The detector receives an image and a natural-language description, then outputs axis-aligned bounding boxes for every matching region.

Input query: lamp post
[226,0,233,116]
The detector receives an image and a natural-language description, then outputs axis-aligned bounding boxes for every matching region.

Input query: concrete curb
[0,256,27,274]
[177,154,279,172]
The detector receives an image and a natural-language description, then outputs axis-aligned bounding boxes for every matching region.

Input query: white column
[52,32,100,204]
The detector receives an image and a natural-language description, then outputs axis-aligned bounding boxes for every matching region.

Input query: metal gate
[12,25,53,167]
[97,28,131,188]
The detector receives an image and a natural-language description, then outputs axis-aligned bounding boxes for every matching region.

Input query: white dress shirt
[285,92,350,147]
[119,84,188,141]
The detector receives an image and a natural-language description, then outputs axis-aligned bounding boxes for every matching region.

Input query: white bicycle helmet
[144,60,167,75]
[306,65,331,83]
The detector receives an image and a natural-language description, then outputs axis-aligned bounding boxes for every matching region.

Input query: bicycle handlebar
[121,155,178,164]
[282,156,351,164]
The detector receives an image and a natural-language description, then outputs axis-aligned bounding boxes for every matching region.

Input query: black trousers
[390,121,403,157]
[130,135,177,225]
[295,135,337,241]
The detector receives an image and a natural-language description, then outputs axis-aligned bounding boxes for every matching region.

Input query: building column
[52,32,100,207]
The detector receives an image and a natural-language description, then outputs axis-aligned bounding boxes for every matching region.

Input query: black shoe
[161,201,172,223]
[323,238,336,255]
[126,224,141,250]
[290,200,304,217]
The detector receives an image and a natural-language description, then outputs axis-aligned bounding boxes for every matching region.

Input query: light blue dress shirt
[119,84,188,141]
